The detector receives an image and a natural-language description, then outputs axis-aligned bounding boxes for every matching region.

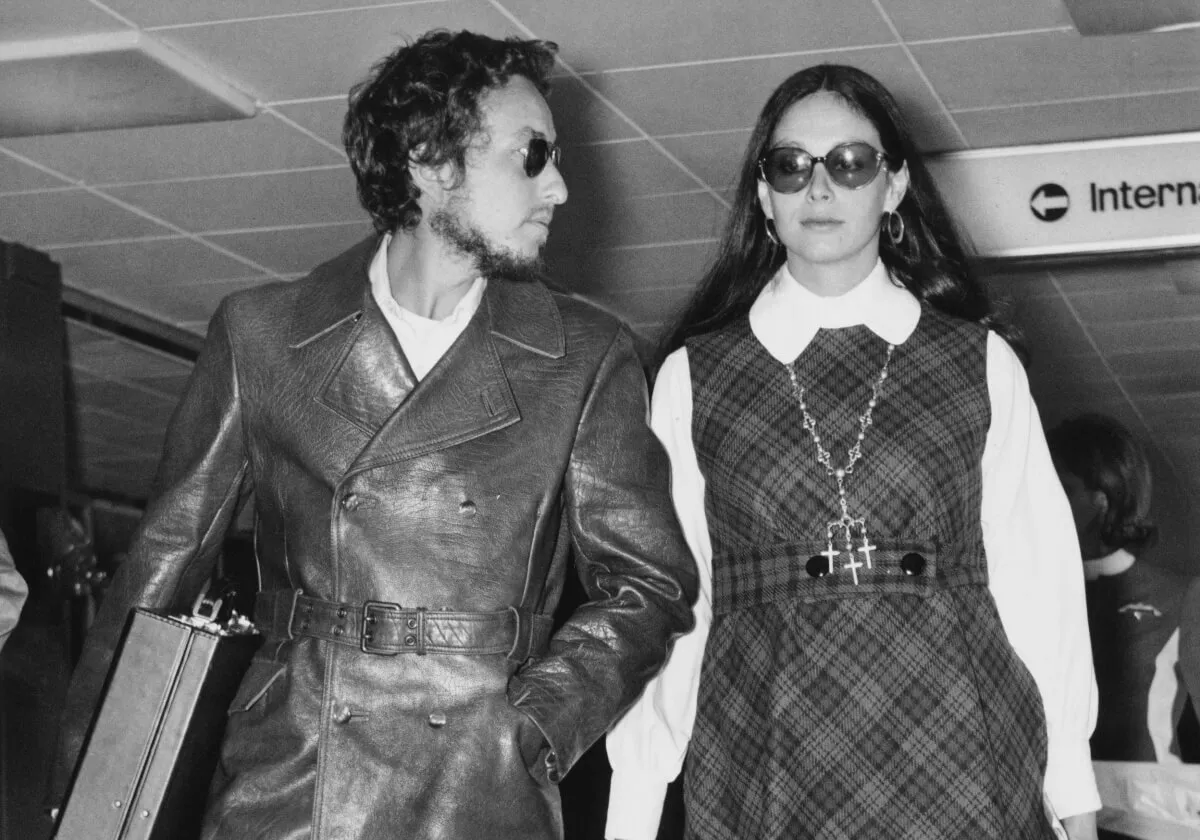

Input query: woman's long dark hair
[660,64,1019,360]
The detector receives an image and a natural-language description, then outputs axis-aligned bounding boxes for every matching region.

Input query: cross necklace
[786,343,895,585]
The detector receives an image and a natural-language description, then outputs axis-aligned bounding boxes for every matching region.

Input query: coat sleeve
[50,300,253,807]
[508,326,699,782]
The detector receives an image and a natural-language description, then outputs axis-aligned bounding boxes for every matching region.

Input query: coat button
[900,553,927,576]
[806,556,830,578]
[428,712,447,728]
[404,634,417,646]
[406,617,418,630]
[341,493,361,512]
[459,500,477,517]
[333,705,353,724]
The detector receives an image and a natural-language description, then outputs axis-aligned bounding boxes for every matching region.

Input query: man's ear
[408,146,457,200]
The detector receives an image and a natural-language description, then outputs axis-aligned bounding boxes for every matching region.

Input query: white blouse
[605,260,1101,840]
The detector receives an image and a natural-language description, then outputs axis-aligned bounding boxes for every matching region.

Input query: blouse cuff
[604,773,668,840]
[1044,738,1101,819]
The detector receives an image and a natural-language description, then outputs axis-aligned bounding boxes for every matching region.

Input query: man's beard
[429,204,546,284]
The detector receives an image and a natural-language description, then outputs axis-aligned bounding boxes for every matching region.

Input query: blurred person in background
[1048,414,1185,764]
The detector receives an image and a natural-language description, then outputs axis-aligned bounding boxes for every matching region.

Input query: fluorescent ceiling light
[0,31,257,138]
[1062,0,1200,35]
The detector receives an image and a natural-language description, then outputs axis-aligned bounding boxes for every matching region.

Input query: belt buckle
[361,600,401,655]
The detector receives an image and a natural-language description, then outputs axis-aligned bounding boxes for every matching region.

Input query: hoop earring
[764,217,781,247]
[883,210,905,246]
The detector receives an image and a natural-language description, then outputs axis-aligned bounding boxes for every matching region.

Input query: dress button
[341,493,360,512]
[428,712,447,728]
[459,500,477,517]
[900,553,927,576]
[806,555,830,578]
[333,705,353,724]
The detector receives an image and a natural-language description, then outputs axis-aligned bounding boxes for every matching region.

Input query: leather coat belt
[254,590,553,661]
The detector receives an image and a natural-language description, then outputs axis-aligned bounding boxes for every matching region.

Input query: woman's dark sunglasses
[757,142,891,193]
[520,137,562,178]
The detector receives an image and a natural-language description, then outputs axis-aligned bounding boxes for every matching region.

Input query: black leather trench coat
[54,238,697,839]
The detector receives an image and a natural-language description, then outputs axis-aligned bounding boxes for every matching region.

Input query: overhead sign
[926,132,1200,258]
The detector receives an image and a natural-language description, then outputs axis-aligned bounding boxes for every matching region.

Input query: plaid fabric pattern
[682,311,1053,840]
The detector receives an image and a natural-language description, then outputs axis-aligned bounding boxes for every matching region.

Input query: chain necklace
[786,343,895,585]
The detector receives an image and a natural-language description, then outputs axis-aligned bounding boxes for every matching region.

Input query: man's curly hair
[344,30,558,234]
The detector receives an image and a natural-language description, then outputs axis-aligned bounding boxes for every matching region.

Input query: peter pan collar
[749,258,921,364]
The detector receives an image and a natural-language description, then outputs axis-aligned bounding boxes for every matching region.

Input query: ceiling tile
[68,340,193,381]
[71,378,180,417]
[588,47,965,151]
[106,276,276,326]
[1066,287,1200,324]
[983,267,1059,303]
[1,113,343,185]
[0,152,70,192]
[955,88,1200,148]
[546,76,643,145]
[658,130,753,193]
[882,0,1073,41]
[1109,348,1200,379]
[1008,293,1096,357]
[912,29,1200,110]
[1140,392,1200,421]
[582,283,696,331]
[49,237,263,296]
[1048,260,1189,294]
[501,0,894,72]
[5,0,130,39]
[0,190,169,247]
[550,190,727,253]
[563,140,704,202]
[1090,317,1200,355]
[156,2,522,101]
[547,240,715,296]
[1123,369,1200,398]
[104,167,365,232]
[207,222,375,273]
[272,99,346,146]
[104,0,442,27]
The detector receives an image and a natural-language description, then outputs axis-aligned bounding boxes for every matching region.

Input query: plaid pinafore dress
[682,309,1055,840]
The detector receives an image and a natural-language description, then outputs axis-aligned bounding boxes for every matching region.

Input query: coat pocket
[228,658,286,715]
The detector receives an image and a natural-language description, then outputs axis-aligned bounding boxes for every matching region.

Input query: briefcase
[54,590,261,840]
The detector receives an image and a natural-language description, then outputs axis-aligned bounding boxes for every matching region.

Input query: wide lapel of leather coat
[348,278,565,473]
[287,236,418,444]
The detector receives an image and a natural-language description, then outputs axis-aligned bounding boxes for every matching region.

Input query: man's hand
[1061,811,1098,840]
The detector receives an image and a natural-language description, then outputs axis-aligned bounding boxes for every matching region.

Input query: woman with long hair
[605,65,1099,840]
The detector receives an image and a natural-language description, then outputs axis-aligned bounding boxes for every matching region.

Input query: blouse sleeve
[605,347,714,840]
[980,332,1101,819]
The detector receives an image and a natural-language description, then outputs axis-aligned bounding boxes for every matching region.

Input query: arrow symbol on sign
[1031,192,1069,215]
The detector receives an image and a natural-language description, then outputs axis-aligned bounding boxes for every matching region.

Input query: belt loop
[506,605,531,662]
[416,607,427,656]
[285,588,303,641]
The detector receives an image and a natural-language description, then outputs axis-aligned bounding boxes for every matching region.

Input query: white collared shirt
[367,233,487,381]
[605,260,1101,839]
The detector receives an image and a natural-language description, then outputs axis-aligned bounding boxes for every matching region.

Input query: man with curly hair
[52,30,696,840]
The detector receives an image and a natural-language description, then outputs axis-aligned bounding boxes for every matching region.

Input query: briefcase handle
[191,577,241,626]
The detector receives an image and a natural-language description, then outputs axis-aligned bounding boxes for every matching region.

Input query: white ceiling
[2,0,1200,567]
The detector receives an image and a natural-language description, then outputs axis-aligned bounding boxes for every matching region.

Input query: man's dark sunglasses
[757,142,892,194]
[521,137,562,178]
